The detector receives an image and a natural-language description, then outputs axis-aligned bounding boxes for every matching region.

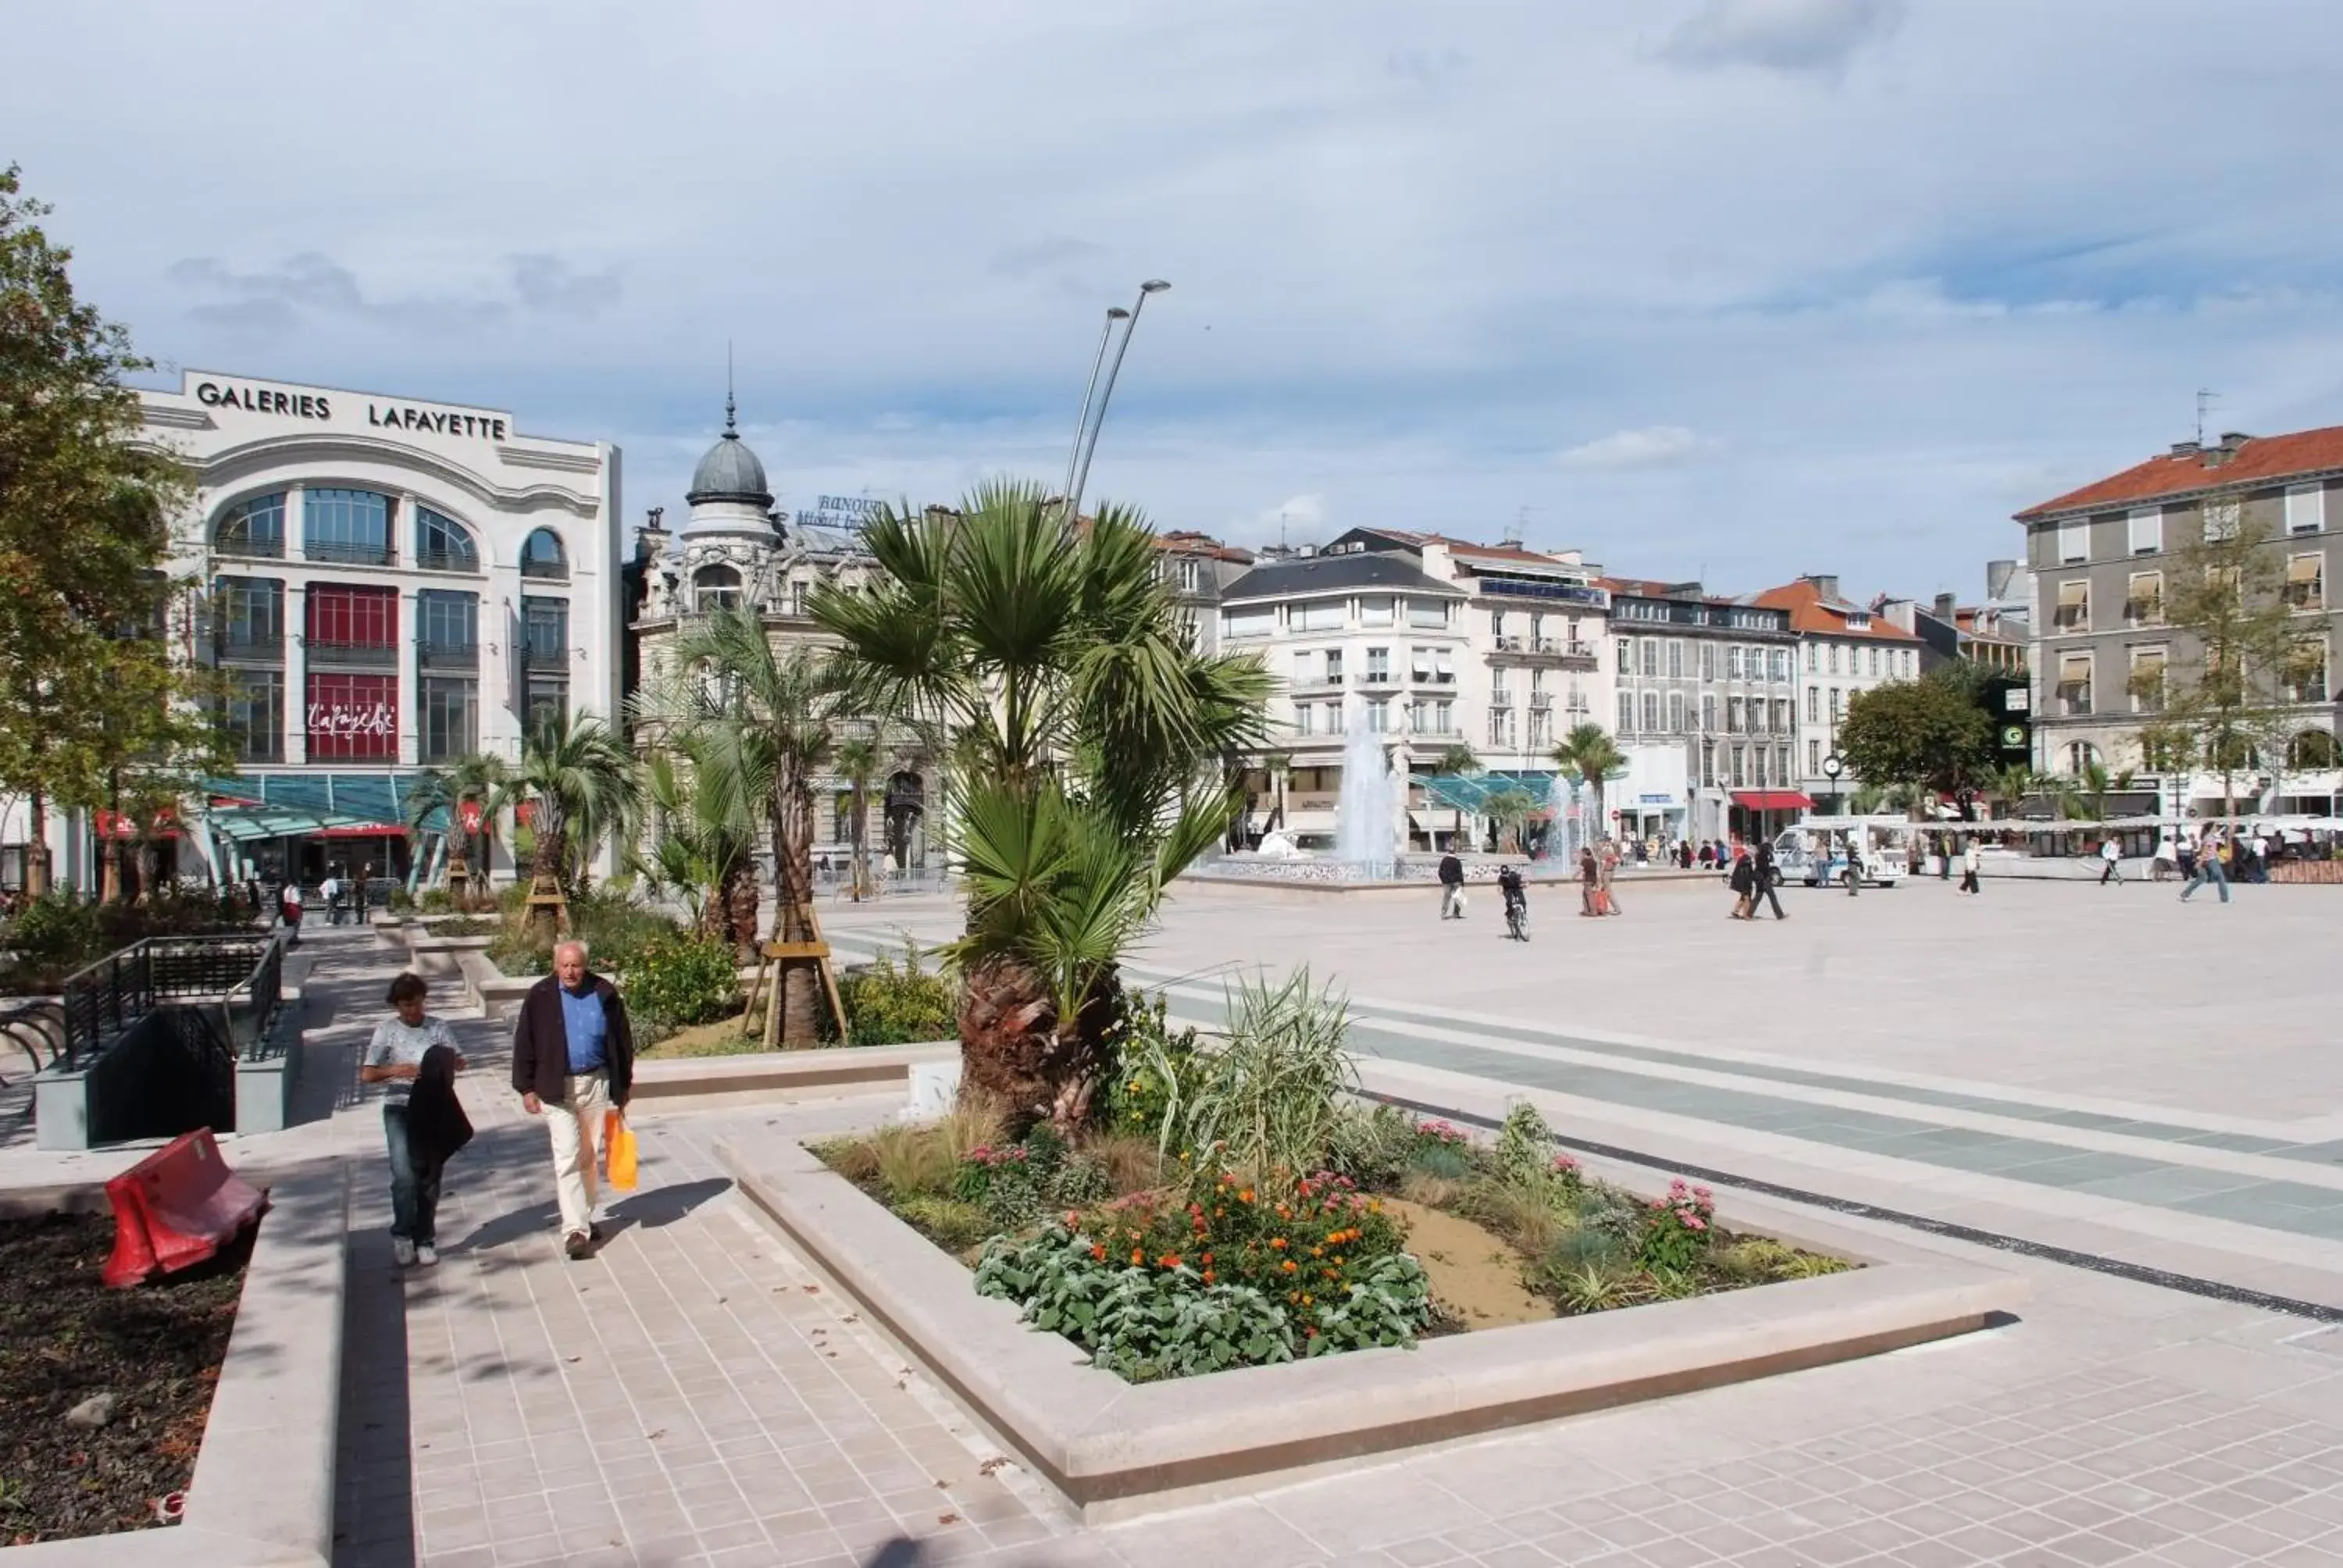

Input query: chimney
[2170,440,2200,458]
[1933,592,1957,621]
[1803,572,1839,601]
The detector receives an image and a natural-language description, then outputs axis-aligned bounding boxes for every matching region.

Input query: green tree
[632,740,758,960]
[2149,502,2316,818]
[494,711,641,932]
[833,732,884,900]
[1985,762,2039,820]
[2049,760,2135,823]
[1550,722,1624,838]
[1836,671,1995,801]
[814,480,1272,1130]
[1483,788,1536,853]
[1428,742,1480,845]
[655,607,842,1046]
[0,165,226,896]
[405,750,509,907]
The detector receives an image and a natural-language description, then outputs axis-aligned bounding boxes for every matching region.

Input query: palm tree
[2052,760,2135,824]
[406,750,510,907]
[1429,743,1480,848]
[632,740,758,960]
[494,711,641,935]
[1261,748,1293,835]
[1985,761,2037,821]
[833,733,885,900]
[658,607,841,1047]
[814,480,1272,1131]
[1552,722,1625,841]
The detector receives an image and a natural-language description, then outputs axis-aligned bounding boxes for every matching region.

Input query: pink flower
[1692,1185,1713,1200]
[1683,1214,1707,1231]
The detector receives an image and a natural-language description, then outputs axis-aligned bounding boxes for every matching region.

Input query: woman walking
[1728,844,1756,919]
[362,973,469,1267]
[1578,845,1601,916]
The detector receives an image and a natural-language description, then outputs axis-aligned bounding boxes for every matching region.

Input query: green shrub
[1104,993,1199,1140]
[895,1195,994,1253]
[1169,968,1353,1174]
[433,915,497,937]
[826,944,958,1046]
[1322,1103,1418,1188]
[418,888,456,914]
[385,886,415,914]
[622,934,738,1035]
[1634,1180,1717,1274]
[869,1123,957,1200]
[3,893,105,964]
[488,927,552,975]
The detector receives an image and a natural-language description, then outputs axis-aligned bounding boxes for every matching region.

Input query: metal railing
[520,558,569,580]
[216,630,286,660]
[57,932,284,1070]
[414,547,480,573]
[306,638,398,667]
[419,639,480,670]
[304,540,396,567]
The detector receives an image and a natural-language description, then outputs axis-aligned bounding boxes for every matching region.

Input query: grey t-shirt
[366,1014,458,1105]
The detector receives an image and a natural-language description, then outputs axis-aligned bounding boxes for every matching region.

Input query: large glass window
[307,672,397,760]
[522,596,569,665]
[525,677,569,735]
[303,488,393,565]
[694,565,743,612]
[214,493,286,558]
[221,669,284,763]
[521,528,569,579]
[212,576,284,656]
[414,506,479,572]
[307,584,398,654]
[419,676,477,761]
[417,590,478,664]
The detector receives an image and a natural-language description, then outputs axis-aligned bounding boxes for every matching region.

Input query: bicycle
[1503,896,1529,943]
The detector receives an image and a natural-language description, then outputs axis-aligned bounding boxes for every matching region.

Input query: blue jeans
[2181,861,2231,903]
[383,1103,443,1245]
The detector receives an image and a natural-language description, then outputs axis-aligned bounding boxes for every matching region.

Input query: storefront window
[415,506,479,572]
[304,488,393,565]
[419,676,476,761]
[307,672,397,760]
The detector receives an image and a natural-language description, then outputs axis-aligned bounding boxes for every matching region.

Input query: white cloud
[1557,426,1717,469]
[1657,0,1905,77]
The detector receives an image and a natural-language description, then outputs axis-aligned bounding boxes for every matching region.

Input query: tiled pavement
[20,907,2343,1567]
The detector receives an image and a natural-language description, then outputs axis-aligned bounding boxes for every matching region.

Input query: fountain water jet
[1333,707,1398,877]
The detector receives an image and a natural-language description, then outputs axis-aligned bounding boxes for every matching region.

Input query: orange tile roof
[1346,525,1571,567]
[2015,426,2343,520]
[1152,530,1254,563]
[1753,579,1919,642]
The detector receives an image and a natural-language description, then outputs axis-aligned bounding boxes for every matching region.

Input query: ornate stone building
[626,398,939,878]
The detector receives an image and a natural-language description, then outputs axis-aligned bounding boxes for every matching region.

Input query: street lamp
[1059,307,1129,519]
[1067,280,1169,523]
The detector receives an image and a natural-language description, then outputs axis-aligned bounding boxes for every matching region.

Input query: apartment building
[1602,580,1801,843]
[1753,576,1924,807]
[2015,426,2341,807]
[1154,529,1257,653]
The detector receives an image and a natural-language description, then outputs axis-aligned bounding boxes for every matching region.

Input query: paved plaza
[5,875,2341,1567]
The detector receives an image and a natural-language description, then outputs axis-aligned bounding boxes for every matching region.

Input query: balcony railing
[523,645,570,670]
[214,536,285,561]
[414,547,480,574]
[215,631,284,661]
[419,640,480,671]
[1482,579,1610,609]
[1529,693,1553,710]
[304,540,395,567]
[305,638,398,668]
[521,558,569,581]
[1358,672,1394,686]
[1293,672,1346,689]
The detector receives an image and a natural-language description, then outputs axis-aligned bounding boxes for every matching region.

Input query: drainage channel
[1361,1090,2343,1325]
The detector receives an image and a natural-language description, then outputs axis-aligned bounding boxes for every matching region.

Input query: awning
[204,772,449,834]
[1414,769,1559,811]
[1731,791,1813,811]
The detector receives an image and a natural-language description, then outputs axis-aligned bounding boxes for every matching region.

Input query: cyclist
[1497,864,1528,939]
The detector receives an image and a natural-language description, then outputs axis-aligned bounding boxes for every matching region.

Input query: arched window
[215,493,287,558]
[414,506,479,572]
[2288,730,2339,770]
[303,487,393,565]
[520,528,568,580]
[694,565,742,613]
[2063,741,2101,774]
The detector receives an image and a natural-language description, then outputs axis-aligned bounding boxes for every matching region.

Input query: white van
[1773,817,1910,889]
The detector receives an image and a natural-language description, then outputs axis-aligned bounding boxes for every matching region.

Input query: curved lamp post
[1060,307,1129,518]
[1066,279,1168,523]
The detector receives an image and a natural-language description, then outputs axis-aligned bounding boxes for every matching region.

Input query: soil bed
[1382,1198,1553,1330]
[0,1212,249,1545]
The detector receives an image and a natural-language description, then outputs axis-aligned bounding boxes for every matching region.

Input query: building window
[1639,639,1658,676]
[2288,484,2327,536]
[1367,700,1389,733]
[1668,691,1687,732]
[522,596,569,671]
[1179,558,1201,593]
[1293,701,1314,736]
[1296,599,1346,633]
[303,488,393,565]
[2058,519,2088,563]
[1807,738,1821,775]
[1667,640,1684,678]
[694,565,744,612]
[1361,597,1396,628]
[1867,646,1880,677]
[521,527,569,579]
[1727,646,1743,679]
[1804,643,1817,673]
[1806,686,1819,722]
[1617,690,1635,735]
[214,493,287,558]
[1700,693,1716,733]
[419,676,477,761]
[525,676,569,734]
[2286,554,2326,611]
[1727,696,1745,733]
[307,672,397,760]
[1365,647,1391,684]
[2129,647,2166,714]
[1700,643,1715,680]
[1773,699,1791,733]
[2286,638,2330,704]
[1410,647,1434,683]
[1407,597,1446,629]
[220,669,284,763]
[2057,652,2093,717]
[2124,571,2163,626]
[1731,746,1748,787]
[1326,701,1345,734]
[2202,499,2242,542]
[417,589,478,661]
[2289,730,2341,768]
[2054,579,2089,632]
[2128,508,2163,555]
[1325,649,1345,682]
[1776,745,1791,785]
[212,576,284,657]
[1614,636,1630,672]
[415,506,479,572]
[1489,709,1512,747]
[1825,643,1840,675]
[1752,747,1768,787]
[1829,687,1844,719]
[1642,691,1660,732]
[1492,611,1507,641]
[1433,699,1453,734]
[307,583,397,654]
[1528,708,1550,748]
[1224,607,1274,640]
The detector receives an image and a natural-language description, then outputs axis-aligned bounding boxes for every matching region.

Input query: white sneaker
[415,1244,438,1267]
[392,1238,417,1267]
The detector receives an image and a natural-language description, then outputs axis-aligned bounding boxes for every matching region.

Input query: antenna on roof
[725,340,738,433]
[2196,388,2219,447]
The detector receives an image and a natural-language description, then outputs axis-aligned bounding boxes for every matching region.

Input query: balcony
[304,540,395,568]
[214,536,285,562]
[1482,579,1610,609]
[1529,693,1553,710]
[523,645,570,671]
[1291,671,1346,691]
[521,557,569,582]
[414,547,480,574]
[419,639,480,672]
[1407,671,1457,686]
[1357,672,1395,686]
[305,638,397,668]
[214,630,284,663]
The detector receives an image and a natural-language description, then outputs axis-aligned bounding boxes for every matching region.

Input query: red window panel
[307,672,398,760]
[306,584,398,647]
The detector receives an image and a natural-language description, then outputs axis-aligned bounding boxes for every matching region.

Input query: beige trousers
[545,1071,609,1238]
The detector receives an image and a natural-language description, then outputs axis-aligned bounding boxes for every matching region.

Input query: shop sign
[458,800,485,836]
[307,700,394,738]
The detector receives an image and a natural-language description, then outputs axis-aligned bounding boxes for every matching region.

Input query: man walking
[512,940,636,1259]
[1958,838,1982,895]
[2181,829,2231,904]
[1750,840,1788,921]
[1437,850,1466,920]
[2098,836,2122,886]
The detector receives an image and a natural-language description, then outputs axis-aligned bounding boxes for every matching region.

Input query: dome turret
[685,390,772,509]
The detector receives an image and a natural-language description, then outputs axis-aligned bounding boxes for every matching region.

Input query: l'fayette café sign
[194,380,508,440]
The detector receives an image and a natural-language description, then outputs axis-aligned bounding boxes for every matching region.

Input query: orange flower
[1310,1246,1324,1258]
[1201,1270,1215,1284]
[1239,1188,1255,1204]
[1269,1237,1289,1251]
[1158,1254,1182,1269]
[1090,1244,1107,1261]
[1282,1259,1299,1273]
[1301,1293,1313,1305]
[1130,1249,1144,1266]
[1304,1326,1318,1338]
[1200,1252,1214,1265]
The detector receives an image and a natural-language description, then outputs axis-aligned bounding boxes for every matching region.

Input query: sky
[11,0,2343,602]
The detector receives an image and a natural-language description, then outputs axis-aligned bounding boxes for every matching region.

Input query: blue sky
[11,0,2343,602]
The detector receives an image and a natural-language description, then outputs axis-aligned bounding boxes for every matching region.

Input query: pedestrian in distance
[1938,832,1952,882]
[1437,850,1467,920]
[1728,845,1756,919]
[1597,839,1624,915]
[320,868,343,927]
[362,972,469,1267]
[1750,840,1788,921]
[2098,836,2122,886]
[1958,838,1982,895]
[2181,829,2231,904]
[1578,845,1601,917]
[512,939,637,1260]
[1497,862,1528,940]
[1842,834,1862,897]
[279,879,303,946]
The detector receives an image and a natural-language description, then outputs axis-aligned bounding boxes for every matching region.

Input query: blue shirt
[558,982,608,1074]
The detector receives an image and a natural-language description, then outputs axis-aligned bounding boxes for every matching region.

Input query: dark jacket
[1729,854,1756,894]
[511,972,635,1107]
[408,1043,474,1170]
[1437,853,1464,886]
[1753,844,1777,886]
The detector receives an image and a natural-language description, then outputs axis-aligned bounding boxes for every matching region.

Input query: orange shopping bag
[602,1109,639,1191]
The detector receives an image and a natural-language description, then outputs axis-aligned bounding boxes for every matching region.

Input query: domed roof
[685,394,772,508]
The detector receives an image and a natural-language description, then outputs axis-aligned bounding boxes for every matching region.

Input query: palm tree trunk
[769,781,821,1049]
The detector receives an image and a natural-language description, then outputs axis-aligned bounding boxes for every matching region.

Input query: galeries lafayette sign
[307,700,394,738]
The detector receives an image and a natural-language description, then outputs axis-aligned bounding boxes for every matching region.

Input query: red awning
[1731,791,1813,811]
[313,823,405,839]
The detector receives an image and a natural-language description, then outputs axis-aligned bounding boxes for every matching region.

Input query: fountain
[1332,705,1398,877]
